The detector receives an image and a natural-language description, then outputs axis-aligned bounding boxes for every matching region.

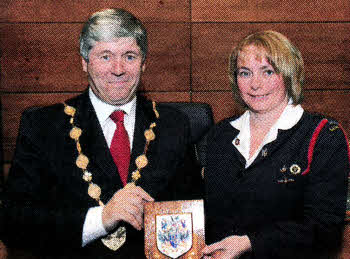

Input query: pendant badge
[101,226,127,251]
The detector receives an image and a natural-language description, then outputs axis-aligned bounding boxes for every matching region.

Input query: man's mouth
[107,80,129,84]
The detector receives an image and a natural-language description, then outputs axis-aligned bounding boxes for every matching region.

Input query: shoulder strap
[301,119,328,176]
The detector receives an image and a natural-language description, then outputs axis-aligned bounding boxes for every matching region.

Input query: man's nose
[111,60,125,76]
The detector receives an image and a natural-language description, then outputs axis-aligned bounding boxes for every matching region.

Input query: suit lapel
[222,124,246,169]
[128,96,155,182]
[71,91,123,198]
[67,93,156,200]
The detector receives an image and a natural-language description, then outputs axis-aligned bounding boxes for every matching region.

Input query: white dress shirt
[230,101,304,168]
[82,88,137,247]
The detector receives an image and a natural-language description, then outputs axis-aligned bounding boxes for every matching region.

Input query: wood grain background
[0,0,349,257]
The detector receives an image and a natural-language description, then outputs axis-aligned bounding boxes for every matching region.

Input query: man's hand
[202,235,252,259]
[102,185,154,232]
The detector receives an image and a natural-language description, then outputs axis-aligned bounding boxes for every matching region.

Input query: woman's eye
[238,71,250,77]
[264,69,274,76]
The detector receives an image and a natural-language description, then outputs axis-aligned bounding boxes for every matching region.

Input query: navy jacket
[2,91,201,258]
[205,112,349,259]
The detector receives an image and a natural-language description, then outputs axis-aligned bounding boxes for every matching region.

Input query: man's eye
[126,55,136,61]
[101,55,110,61]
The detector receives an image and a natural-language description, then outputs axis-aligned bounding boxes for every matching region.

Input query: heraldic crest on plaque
[156,214,193,258]
[144,200,205,259]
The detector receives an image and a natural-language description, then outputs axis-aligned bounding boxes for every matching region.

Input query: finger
[118,203,143,230]
[132,210,144,229]
[113,190,145,210]
[124,195,146,213]
[120,201,144,225]
[202,245,212,255]
[221,251,236,259]
[202,241,224,255]
[133,186,154,202]
[121,212,142,230]
[124,203,143,223]
[120,193,143,205]
[128,212,143,230]
[121,185,154,203]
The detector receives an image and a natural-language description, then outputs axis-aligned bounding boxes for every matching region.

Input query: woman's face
[236,45,288,115]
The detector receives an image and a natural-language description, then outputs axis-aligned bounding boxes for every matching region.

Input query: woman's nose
[250,76,261,90]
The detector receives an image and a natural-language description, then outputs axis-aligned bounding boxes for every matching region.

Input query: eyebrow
[96,50,113,56]
[237,65,272,71]
[124,51,140,56]
[236,66,250,71]
[95,50,141,56]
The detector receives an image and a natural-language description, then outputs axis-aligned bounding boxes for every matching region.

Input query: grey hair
[79,8,147,62]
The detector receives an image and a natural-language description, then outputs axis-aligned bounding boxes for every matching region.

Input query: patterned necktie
[110,110,130,186]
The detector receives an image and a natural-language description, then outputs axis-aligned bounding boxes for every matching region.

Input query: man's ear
[82,58,88,72]
[141,63,146,72]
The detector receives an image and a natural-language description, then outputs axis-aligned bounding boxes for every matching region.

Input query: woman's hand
[202,235,252,259]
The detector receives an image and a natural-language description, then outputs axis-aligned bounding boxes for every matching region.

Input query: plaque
[144,200,205,259]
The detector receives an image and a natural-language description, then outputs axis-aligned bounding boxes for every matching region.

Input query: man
[2,8,200,258]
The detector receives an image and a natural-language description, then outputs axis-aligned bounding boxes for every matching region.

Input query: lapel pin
[329,125,339,132]
[234,138,240,145]
[261,148,268,157]
[280,166,287,173]
[290,164,301,175]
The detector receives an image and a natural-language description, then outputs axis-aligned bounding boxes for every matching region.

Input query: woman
[202,31,349,258]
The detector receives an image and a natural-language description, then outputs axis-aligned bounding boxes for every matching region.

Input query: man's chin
[105,93,136,105]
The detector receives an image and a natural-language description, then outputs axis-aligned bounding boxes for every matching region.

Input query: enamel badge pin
[290,164,301,175]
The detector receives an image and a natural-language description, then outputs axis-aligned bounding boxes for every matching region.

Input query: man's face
[82,37,145,105]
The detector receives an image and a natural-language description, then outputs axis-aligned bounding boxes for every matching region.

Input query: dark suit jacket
[204,112,349,259]
[2,91,201,258]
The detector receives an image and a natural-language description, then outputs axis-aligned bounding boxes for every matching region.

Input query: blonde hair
[229,30,304,107]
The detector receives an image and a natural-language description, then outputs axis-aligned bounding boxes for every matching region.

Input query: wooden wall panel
[0,24,86,92]
[192,91,241,123]
[192,0,350,22]
[0,23,190,93]
[192,23,350,91]
[192,90,350,135]
[140,23,191,92]
[143,92,190,103]
[303,91,350,134]
[0,0,190,22]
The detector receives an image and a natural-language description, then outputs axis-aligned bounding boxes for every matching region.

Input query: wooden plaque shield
[144,199,205,259]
